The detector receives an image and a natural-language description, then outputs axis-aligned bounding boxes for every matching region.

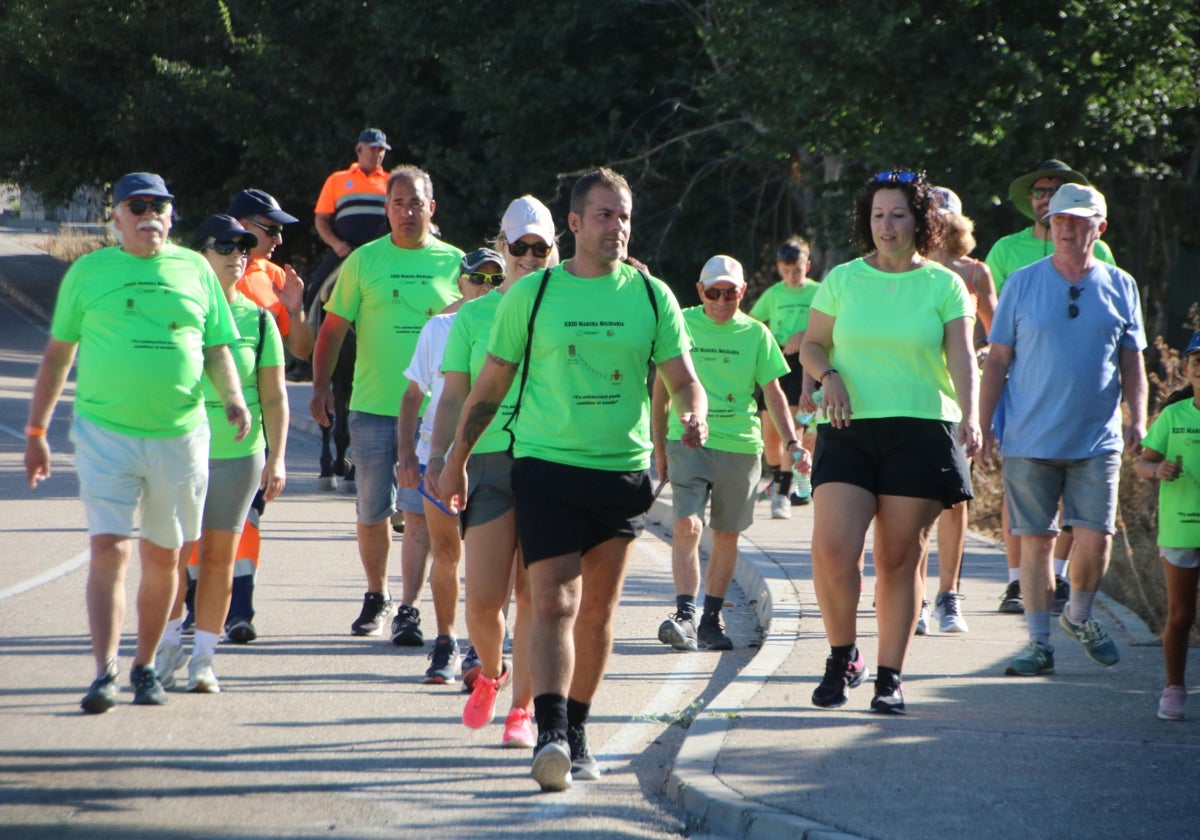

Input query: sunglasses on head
[507,240,552,259]
[872,170,919,185]
[126,198,171,216]
[248,219,284,238]
[204,240,251,256]
[1068,285,1082,319]
[703,286,741,301]
[1029,185,1061,200]
[467,271,505,287]
[777,245,803,264]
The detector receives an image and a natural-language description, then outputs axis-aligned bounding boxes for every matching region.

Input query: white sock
[163,618,184,647]
[1008,567,1021,584]
[192,630,219,660]
[1053,559,1068,578]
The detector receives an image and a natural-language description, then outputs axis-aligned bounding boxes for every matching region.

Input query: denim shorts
[1003,452,1122,536]
[666,440,759,533]
[71,415,209,549]
[349,411,423,525]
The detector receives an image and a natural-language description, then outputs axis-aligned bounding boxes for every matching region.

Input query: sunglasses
[1068,285,1082,319]
[1029,185,1061,200]
[507,240,552,259]
[126,198,171,216]
[248,219,284,239]
[777,245,804,264]
[467,271,505,287]
[204,240,251,256]
[703,287,742,301]
[873,170,919,184]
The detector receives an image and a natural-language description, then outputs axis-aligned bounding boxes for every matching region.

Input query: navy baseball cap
[460,247,504,273]
[1185,331,1200,357]
[192,214,258,250]
[113,172,173,203]
[227,189,299,224]
[358,128,391,149]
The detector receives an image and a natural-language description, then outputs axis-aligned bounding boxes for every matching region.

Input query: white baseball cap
[699,255,745,289]
[501,195,555,245]
[1046,183,1107,219]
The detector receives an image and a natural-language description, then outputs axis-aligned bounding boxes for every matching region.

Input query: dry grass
[40,227,111,263]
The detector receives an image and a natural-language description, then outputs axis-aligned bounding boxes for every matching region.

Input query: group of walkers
[22,135,1199,793]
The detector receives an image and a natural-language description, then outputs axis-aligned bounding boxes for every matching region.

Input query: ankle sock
[676,594,697,617]
[702,594,724,620]
[1067,589,1097,624]
[163,618,184,647]
[1008,567,1021,584]
[876,665,901,690]
[775,472,793,496]
[193,630,219,660]
[1025,610,1052,647]
[831,643,856,662]
[534,693,568,740]
[566,697,590,729]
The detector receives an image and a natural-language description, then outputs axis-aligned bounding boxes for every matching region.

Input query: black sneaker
[812,649,869,708]
[129,664,167,706]
[1051,575,1070,615]
[351,592,393,636]
[225,618,258,644]
[870,674,906,715]
[424,635,460,684]
[697,613,733,651]
[81,664,119,714]
[390,604,424,646]
[998,580,1024,614]
[566,723,599,781]
[657,610,698,651]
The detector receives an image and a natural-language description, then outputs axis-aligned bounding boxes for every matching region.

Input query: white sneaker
[187,655,221,693]
[933,590,969,633]
[770,493,791,519]
[154,639,187,690]
[915,600,930,635]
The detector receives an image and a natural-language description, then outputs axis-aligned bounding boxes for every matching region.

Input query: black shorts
[811,417,972,508]
[510,457,654,564]
[755,351,804,411]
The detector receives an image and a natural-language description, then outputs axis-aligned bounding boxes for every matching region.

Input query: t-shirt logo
[612,370,622,382]
[568,345,576,356]
[345,180,354,189]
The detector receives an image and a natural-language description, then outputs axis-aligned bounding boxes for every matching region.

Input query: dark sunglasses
[1068,285,1082,319]
[126,198,171,216]
[777,245,803,264]
[507,240,552,259]
[467,271,505,287]
[873,170,919,184]
[1029,185,1061,200]
[248,219,284,238]
[703,287,742,301]
[204,240,251,256]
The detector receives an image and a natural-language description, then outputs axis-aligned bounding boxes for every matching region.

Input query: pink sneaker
[462,665,509,730]
[503,707,536,748]
[1158,685,1187,721]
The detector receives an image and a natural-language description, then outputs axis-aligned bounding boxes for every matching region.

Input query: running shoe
[462,665,509,728]
[1051,575,1071,615]
[1158,685,1187,721]
[129,664,167,706]
[424,634,460,684]
[390,604,424,647]
[350,591,392,637]
[770,492,791,519]
[870,673,906,715]
[567,723,600,781]
[503,707,536,748]
[187,655,220,693]
[998,580,1024,614]
[154,638,187,690]
[80,664,119,714]
[531,733,572,792]
[225,618,257,645]
[697,613,733,651]
[811,649,868,708]
[915,600,931,635]
[657,610,698,651]
[1059,610,1120,666]
[933,590,969,633]
[1005,639,1055,676]
[460,645,482,692]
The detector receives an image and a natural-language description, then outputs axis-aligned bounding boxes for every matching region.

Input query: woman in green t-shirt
[799,170,980,716]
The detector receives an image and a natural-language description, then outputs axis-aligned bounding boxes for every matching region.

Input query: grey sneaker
[566,724,599,781]
[933,590,969,633]
[390,604,424,646]
[81,664,119,714]
[1005,640,1055,676]
[154,638,187,690]
[770,492,792,519]
[1059,610,1120,666]
[657,611,698,651]
[697,613,733,650]
[129,664,167,706]
[915,600,930,635]
[531,733,572,792]
[351,591,392,637]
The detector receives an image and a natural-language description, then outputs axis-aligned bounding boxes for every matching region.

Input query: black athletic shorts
[755,351,804,411]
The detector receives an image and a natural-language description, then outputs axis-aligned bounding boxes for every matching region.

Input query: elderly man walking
[25,172,249,713]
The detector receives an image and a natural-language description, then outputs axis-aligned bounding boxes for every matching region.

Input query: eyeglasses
[873,170,919,184]
[1029,186,1061,200]
[507,240,552,259]
[703,287,741,301]
[1068,285,1082,319]
[126,198,171,216]
[467,271,505,287]
[204,240,251,256]
[248,219,284,239]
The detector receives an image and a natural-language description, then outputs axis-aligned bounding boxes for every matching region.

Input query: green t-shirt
[203,293,284,459]
[325,235,463,416]
[50,244,237,438]
[985,227,1115,295]
[441,290,520,455]
[488,262,690,471]
[1142,400,1200,548]
[749,281,820,347]
[811,258,971,423]
[667,307,787,455]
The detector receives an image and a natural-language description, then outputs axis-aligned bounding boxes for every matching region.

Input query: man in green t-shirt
[310,166,463,651]
[652,255,809,652]
[25,172,250,714]
[436,168,708,792]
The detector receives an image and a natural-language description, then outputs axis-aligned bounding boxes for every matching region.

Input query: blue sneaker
[1059,611,1120,666]
[424,635,460,684]
[1005,640,1055,676]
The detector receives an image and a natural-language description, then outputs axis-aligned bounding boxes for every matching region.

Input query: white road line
[0,295,50,333]
[0,548,89,601]
[0,420,25,440]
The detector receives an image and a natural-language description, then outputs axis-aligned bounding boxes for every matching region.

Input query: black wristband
[786,439,798,447]
[820,368,839,382]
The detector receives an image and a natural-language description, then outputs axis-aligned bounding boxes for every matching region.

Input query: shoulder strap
[637,267,659,360]
[254,307,267,367]
[501,267,553,455]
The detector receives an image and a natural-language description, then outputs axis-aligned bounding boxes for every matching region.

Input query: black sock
[831,643,856,662]
[876,665,901,689]
[534,693,568,740]
[566,697,590,729]
[702,594,724,619]
[769,465,782,484]
[676,594,697,617]
[775,472,793,496]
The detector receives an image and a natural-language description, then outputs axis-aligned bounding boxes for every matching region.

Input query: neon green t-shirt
[203,293,284,459]
[985,227,1115,295]
[811,258,972,423]
[488,262,690,471]
[50,244,237,438]
[1142,400,1200,548]
[440,290,520,455]
[325,235,463,417]
[749,281,820,347]
[667,307,787,455]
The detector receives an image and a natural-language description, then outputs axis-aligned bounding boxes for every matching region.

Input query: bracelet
[819,368,839,383]
[786,439,798,448]
[24,424,47,437]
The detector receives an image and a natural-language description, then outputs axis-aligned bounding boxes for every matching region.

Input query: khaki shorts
[666,440,760,533]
